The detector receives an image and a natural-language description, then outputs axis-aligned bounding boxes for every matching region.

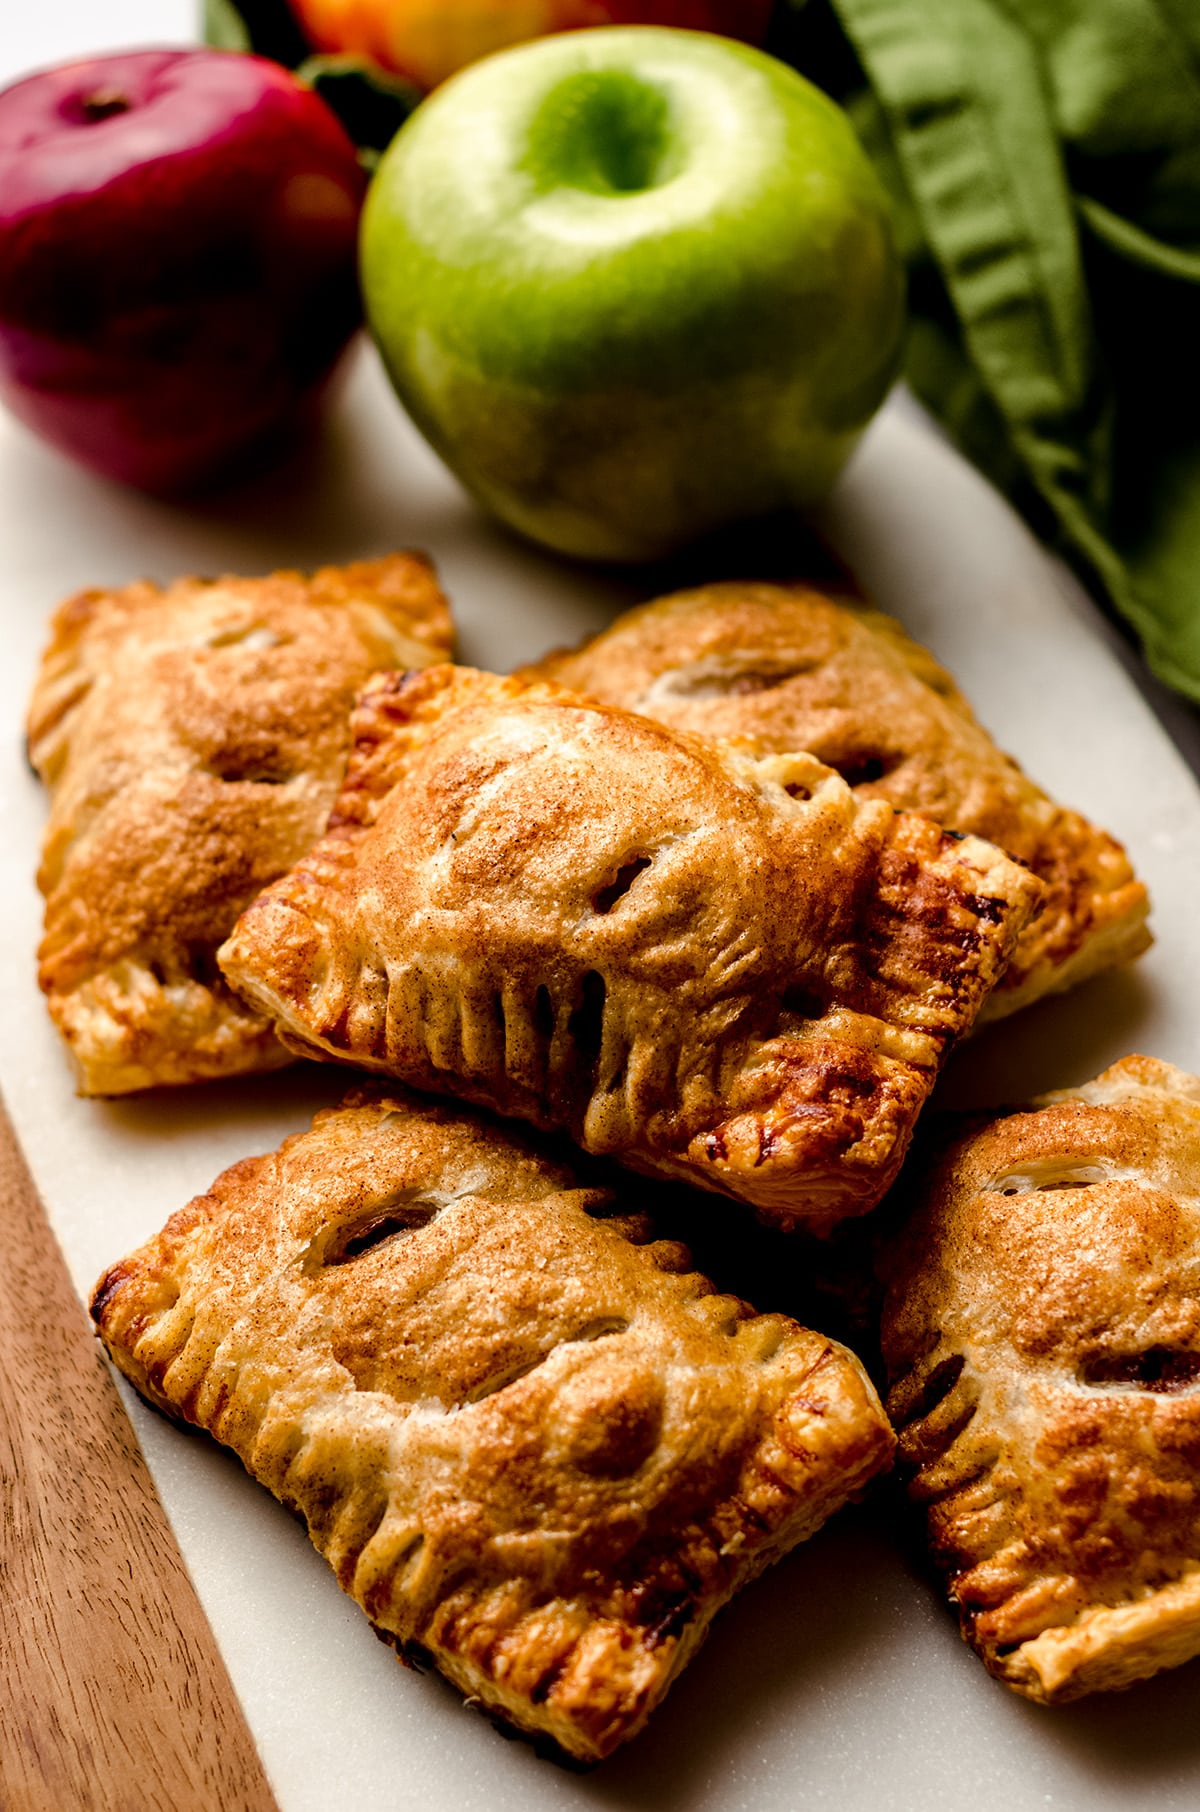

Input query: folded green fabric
[782,0,1200,700]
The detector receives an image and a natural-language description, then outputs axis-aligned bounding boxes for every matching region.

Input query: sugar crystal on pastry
[524,580,1150,1019]
[91,1085,895,1762]
[27,554,453,1094]
[880,1054,1200,1702]
[219,663,1043,1233]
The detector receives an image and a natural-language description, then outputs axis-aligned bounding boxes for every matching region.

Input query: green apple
[361,28,904,561]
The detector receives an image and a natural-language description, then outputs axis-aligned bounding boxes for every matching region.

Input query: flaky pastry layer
[524,581,1151,1018]
[27,555,453,1094]
[219,665,1042,1233]
[880,1055,1200,1702]
[91,1086,894,1761]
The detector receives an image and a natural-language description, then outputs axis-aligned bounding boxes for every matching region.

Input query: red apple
[288,0,774,91]
[0,49,366,493]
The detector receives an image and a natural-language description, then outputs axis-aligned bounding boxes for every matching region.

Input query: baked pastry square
[880,1055,1200,1702]
[524,580,1151,1019]
[219,664,1042,1233]
[90,1085,895,1762]
[27,554,453,1094]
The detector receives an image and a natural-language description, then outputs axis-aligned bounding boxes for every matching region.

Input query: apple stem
[80,90,131,123]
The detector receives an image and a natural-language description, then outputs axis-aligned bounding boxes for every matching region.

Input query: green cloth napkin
[780,0,1200,701]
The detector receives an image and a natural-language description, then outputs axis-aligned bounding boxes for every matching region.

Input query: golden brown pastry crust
[90,1085,894,1762]
[524,581,1151,1019]
[27,556,453,1095]
[879,1055,1200,1703]
[219,664,1041,1233]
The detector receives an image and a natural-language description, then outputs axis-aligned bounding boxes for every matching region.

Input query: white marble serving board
[5,9,1200,1809]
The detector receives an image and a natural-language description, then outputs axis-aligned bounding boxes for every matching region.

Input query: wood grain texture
[0,1097,280,1812]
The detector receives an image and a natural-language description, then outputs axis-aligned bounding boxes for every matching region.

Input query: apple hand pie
[90,1085,894,1762]
[523,580,1151,1019]
[27,554,453,1095]
[219,664,1042,1233]
[879,1055,1200,1703]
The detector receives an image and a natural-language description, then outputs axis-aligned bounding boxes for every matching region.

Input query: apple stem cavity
[79,90,132,124]
[525,71,676,197]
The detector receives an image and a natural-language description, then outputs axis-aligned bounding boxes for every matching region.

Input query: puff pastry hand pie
[27,555,452,1094]
[524,581,1150,1019]
[90,1086,894,1762]
[880,1055,1200,1702]
[219,665,1042,1233]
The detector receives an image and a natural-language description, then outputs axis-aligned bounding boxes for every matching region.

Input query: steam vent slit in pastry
[26,554,454,1094]
[90,1086,896,1762]
[522,581,1151,1019]
[879,1056,1200,1703]
[219,663,1044,1234]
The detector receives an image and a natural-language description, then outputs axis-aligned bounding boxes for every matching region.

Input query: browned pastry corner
[523,581,1151,1019]
[219,664,1042,1235]
[879,1054,1200,1703]
[27,554,453,1095]
[90,1086,895,1763]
